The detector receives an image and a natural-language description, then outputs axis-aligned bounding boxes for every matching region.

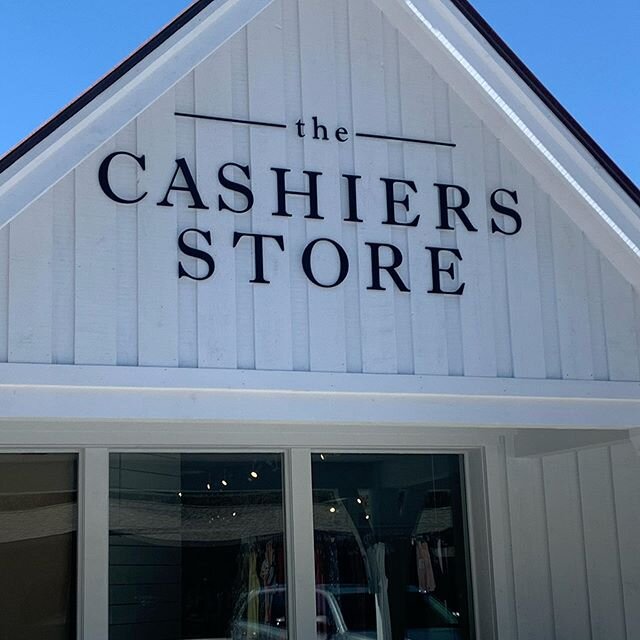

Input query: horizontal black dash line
[356,132,456,148]
[175,112,287,129]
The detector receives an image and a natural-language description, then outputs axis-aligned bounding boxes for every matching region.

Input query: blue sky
[0,0,638,185]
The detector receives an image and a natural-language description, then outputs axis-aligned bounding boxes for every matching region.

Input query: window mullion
[286,448,317,640]
[79,448,109,639]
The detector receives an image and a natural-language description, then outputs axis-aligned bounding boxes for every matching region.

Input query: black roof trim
[449,0,640,208]
[0,0,217,175]
[1,0,638,211]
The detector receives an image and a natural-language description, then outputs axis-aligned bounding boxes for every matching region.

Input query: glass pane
[109,453,287,640]
[0,453,78,640]
[312,453,472,640]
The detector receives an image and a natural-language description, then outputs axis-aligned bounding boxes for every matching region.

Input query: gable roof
[0,0,219,176]
[1,0,637,209]
[449,0,640,211]
[0,0,638,289]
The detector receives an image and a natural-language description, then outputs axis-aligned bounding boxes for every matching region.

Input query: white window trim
[1,435,498,640]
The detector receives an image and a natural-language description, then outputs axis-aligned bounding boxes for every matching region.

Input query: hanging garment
[247,548,260,625]
[416,541,436,593]
[436,538,444,573]
[315,544,326,586]
[261,541,276,623]
[366,542,392,640]
[327,537,340,586]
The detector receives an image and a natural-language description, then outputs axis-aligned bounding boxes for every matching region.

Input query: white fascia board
[375,0,640,289]
[0,364,638,429]
[0,0,275,230]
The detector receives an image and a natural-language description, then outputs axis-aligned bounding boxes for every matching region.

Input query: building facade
[0,0,639,638]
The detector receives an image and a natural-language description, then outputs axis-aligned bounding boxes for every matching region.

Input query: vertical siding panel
[175,74,199,368]
[298,0,347,373]
[0,225,8,362]
[231,29,255,371]
[137,90,179,367]
[534,190,562,379]
[583,243,609,380]
[113,123,139,366]
[349,0,397,374]
[601,257,640,381]
[283,0,310,372]
[579,447,627,640]
[8,192,54,363]
[52,174,76,364]
[383,20,413,374]
[635,293,640,373]
[610,442,640,639]
[499,147,546,378]
[247,0,293,371]
[550,206,594,379]
[507,455,555,640]
[74,144,118,365]
[542,452,592,640]
[398,42,448,376]
[334,0,362,373]
[448,94,497,377]
[483,134,513,378]
[433,79,464,376]
[485,438,519,640]
[194,49,238,369]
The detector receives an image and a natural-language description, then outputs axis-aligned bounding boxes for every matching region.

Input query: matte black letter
[343,174,363,222]
[312,116,329,141]
[380,178,420,227]
[425,246,465,295]
[178,228,215,281]
[302,238,349,288]
[490,189,522,236]
[218,162,254,214]
[233,232,285,284]
[366,242,410,292]
[434,183,477,232]
[98,152,147,204]
[158,158,209,209]
[272,168,323,219]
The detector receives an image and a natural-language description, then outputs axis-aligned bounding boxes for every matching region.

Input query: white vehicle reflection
[231,584,463,640]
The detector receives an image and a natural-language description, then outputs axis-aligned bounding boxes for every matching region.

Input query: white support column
[286,449,317,640]
[464,449,498,640]
[79,448,109,639]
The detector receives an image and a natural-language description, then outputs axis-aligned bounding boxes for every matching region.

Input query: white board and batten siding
[1,2,640,640]
[1,0,639,382]
[491,438,640,640]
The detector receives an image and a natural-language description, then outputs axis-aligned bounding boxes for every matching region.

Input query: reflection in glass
[109,453,287,640]
[312,454,472,640]
[0,453,78,640]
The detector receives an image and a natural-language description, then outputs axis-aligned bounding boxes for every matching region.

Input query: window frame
[0,426,498,640]
[0,448,82,637]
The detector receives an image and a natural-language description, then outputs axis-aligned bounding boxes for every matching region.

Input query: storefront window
[312,453,472,640]
[109,453,287,640]
[0,453,78,639]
